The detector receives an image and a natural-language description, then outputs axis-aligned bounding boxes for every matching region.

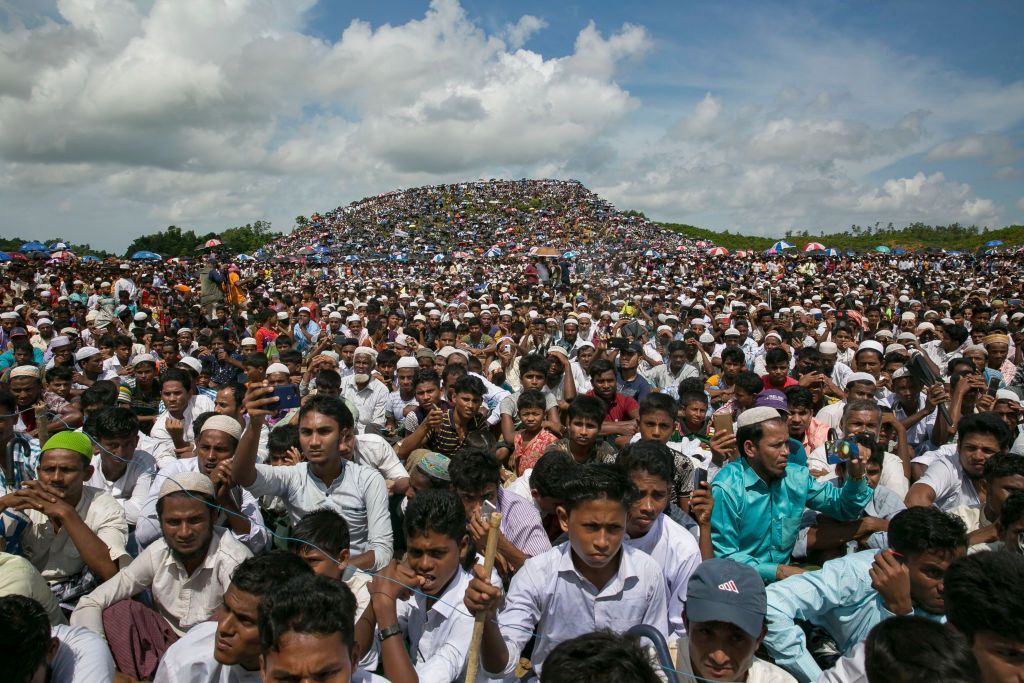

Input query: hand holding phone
[271,384,301,410]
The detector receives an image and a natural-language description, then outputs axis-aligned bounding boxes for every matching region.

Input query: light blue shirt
[292,320,321,353]
[710,459,871,582]
[764,550,943,682]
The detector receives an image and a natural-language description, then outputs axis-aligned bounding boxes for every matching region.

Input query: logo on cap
[718,580,739,594]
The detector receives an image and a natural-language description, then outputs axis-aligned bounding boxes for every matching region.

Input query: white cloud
[0,0,1017,249]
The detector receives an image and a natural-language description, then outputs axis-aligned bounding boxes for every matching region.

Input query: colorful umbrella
[771,240,795,251]
[875,245,891,253]
[431,254,445,263]
[484,247,502,257]
[735,250,751,257]
[643,249,661,258]
[803,242,825,252]
[48,242,68,251]
[708,247,729,256]
[19,241,47,253]
[0,252,10,262]
[49,250,75,260]
[80,255,100,262]
[343,255,360,262]
[203,239,222,249]
[985,240,1003,247]
[131,250,161,260]
[562,251,579,258]
[825,248,840,257]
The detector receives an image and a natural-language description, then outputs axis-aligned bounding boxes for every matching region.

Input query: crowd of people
[1,178,1023,683]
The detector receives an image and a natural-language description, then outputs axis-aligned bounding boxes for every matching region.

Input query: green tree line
[0,237,113,259]
[122,220,282,259]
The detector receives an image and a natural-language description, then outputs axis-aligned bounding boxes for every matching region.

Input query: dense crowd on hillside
[1,179,1023,683]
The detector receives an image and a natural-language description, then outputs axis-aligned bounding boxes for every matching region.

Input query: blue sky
[0,0,1021,250]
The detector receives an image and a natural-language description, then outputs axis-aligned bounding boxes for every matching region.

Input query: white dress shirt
[87,449,156,526]
[917,451,981,512]
[71,528,252,636]
[154,621,261,683]
[352,433,409,482]
[341,377,391,431]
[246,459,393,570]
[484,541,669,678]
[624,513,702,640]
[51,623,116,683]
[134,457,269,553]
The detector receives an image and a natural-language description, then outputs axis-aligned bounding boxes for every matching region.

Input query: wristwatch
[378,624,402,643]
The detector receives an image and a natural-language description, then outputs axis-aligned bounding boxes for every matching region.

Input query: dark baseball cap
[685,559,767,638]
[754,389,789,414]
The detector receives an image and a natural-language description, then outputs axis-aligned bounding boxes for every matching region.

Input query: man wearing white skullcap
[134,414,269,554]
[341,346,390,433]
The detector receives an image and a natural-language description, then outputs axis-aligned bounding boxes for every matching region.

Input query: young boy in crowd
[464,463,668,679]
[618,441,702,641]
[544,395,618,465]
[87,406,156,528]
[511,389,559,476]
[499,355,560,448]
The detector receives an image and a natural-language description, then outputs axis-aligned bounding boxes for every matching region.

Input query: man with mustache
[71,471,252,680]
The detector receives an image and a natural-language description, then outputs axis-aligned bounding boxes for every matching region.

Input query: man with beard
[8,365,82,436]
[339,347,390,434]
[71,471,252,680]
[136,414,268,553]
[154,551,312,683]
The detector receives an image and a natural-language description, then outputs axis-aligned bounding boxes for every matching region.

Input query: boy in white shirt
[464,462,669,679]
[86,407,155,527]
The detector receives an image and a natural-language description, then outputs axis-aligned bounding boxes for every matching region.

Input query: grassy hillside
[659,220,1024,252]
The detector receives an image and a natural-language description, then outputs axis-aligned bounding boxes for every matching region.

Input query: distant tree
[295,215,308,227]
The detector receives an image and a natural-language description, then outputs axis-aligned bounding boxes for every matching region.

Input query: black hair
[721,347,745,365]
[736,417,787,459]
[232,550,313,599]
[80,380,120,410]
[678,390,708,408]
[541,630,661,683]
[451,374,484,399]
[943,324,970,346]
[733,370,763,395]
[519,354,549,378]
[44,365,73,383]
[297,395,355,431]
[1000,491,1024,530]
[517,389,548,414]
[530,451,577,499]
[442,363,467,386]
[0,595,51,683]
[0,387,17,415]
[314,370,341,394]
[561,463,637,512]
[616,440,674,486]
[784,386,813,410]
[588,358,616,379]
[887,507,967,556]
[449,448,500,492]
[288,509,351,559]
[278,350,302,367]
[258,574,357,653]
[864,616,980,683]
[244,352,269,369]
[638,392,677,419]
[94,406,139,441]
[268,423,300,455]
[983,452,1024,482]
[404,489,468,547]
[677,377,705,396]
[414,368,441,388]
[219,382,246,408]
[957,412,1012,450]
[567,395,606,425]
[376,349,399,368]
[764,347,790,366]
[160,367,193,392]
[945,551,1024,642]
[843,399,882,423]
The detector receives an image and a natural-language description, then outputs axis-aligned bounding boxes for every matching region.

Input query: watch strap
[378,624,402,642]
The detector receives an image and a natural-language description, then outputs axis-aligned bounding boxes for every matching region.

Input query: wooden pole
[465,511,503,683]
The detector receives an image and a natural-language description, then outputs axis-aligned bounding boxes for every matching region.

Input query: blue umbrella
[48,242,68,251]
[949,250,962,256]
[563,250,579,258]
[19,241,47,253]
[825,248,839,257]
[312,245,330,254]
[0,252,10,262]
[875,245,891,253]
[254,248,267,259]
[771,240,795,251]
[484,248,502,257]
[892,247,907,255]
[845,249,858,257]
[344,255,360,263]
[431,254,444,263]
[236,254,254,261]
[81,255,101,262]
[131,250,161,260]
[642,249,661,258]
[985,240,1003,247]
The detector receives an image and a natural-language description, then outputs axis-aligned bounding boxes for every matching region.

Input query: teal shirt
[764,550,944,682]
[710,458,871,583]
